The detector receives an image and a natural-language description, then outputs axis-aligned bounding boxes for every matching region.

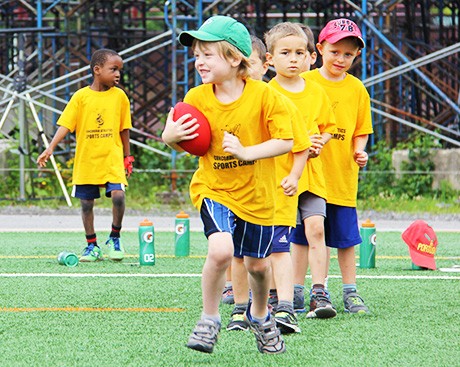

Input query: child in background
[37,48,133,262]
[300,18,373,314]
[265,22,337,319]
[225,35,271,332]
[162,16,293,354]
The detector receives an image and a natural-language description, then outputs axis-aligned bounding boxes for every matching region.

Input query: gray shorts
[296,191,326,225]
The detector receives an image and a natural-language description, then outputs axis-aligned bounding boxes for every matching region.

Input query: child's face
[248,50,268,80]
[316,38,361,79]
[267,35,307,79]
[95,55,123,89]
[193,42,240,84]
[300,49,317,72]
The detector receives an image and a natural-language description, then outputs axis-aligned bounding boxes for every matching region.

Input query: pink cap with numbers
[318,18,365,49]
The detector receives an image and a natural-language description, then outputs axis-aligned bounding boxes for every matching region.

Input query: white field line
[0,273,458,280]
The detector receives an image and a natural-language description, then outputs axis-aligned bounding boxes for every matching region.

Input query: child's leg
[337,246,356,284]
[81,198,95,236]
[221,264,234,304]
[110,189,125,228]
[202,232,234,317]
[226,256,250,331]
[244,256,271,319]
[291,243,309,285]
[271,252,293,302]
[232,257,250,305]
[304,215,328,286]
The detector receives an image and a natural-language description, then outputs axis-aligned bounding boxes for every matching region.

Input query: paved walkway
[0,213,458,232]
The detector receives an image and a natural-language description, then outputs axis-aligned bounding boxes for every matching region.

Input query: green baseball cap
[178,15,252,57]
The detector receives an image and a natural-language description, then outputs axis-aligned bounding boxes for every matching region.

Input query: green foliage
[358,132,456,202]
[358,139,396,198]
[394,132,441,198]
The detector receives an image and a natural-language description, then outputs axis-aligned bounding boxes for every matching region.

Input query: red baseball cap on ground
[401,220,438,270]
[318,18,365,49]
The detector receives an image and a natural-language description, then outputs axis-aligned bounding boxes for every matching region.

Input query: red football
[173,102,211,156]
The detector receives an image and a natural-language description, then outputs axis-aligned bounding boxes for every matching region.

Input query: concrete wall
[392,149,460,190]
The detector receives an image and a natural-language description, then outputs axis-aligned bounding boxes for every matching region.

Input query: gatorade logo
[176,224,186,235]
[143,232,153,243]
[370,233,377,245]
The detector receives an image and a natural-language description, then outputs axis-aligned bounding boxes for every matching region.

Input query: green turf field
[0,230,459,367]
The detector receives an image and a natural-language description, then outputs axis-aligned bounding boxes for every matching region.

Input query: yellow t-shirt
[272,94,312,227]
[57,86,132,185]
[302,69,374,207]
[185,78,294,225]
[269,78,336,201]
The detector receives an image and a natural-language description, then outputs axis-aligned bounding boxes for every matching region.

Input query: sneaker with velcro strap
[245,304,286,354]
[186,319,221,353]
[226,308,249,331]
[274,305,301,334]
[307,287,337,319]
[343,290,370,314]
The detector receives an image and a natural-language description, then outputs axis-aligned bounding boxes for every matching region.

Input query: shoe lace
[82,244,95,256]
[110,237,121,251]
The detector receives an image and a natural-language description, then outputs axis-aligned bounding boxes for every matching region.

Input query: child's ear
[310,51,318,65]
[93,65,101,75]
[265,52,274,65]
[315,42,323,55]
[356,49,362,57]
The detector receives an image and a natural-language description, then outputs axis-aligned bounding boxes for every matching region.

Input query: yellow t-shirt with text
[185,78,294,225]
[269,78,336,201]
[57,86,132,185]
[272,94,312,227]
[302,69,373,207]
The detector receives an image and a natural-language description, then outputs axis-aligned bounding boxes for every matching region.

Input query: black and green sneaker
[343,291,369,314]
[274,304,301,334]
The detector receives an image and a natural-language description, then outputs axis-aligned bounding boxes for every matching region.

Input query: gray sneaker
[307,288,337,319]
[343,291,369,314]
[227,307,249,331]
[293,286,306,313]
[245,311,286,354]
[274,305,301,334]
[186,319,221,353]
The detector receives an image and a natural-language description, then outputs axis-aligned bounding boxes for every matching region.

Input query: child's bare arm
[222,131,293,161]
[37,126,70,167]
[353,134,369,167]
[281,149,308,196]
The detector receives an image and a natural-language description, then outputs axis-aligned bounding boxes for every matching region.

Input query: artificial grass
[0,231,458,366]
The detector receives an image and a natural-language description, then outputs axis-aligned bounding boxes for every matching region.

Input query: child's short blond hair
[193,40,251,79]
[264,22,308,54]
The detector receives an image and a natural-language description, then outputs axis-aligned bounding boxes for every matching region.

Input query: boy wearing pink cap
[299,18,373,314]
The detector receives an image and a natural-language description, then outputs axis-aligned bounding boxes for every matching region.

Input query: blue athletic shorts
[200,198,274,259]
[71,183,125,199]
[324,204,362,249]
[290,223,308,246]
[271,226,292,253]
[290,204,362,249]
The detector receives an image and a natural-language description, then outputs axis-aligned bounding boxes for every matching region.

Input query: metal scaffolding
[0,0,459,200]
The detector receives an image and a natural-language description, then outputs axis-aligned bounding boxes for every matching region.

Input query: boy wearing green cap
[162,15,294,354]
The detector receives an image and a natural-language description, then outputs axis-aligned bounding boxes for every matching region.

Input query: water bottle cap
[361,218,375,227]
[140,218,153,226]
[176,210,189,218]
